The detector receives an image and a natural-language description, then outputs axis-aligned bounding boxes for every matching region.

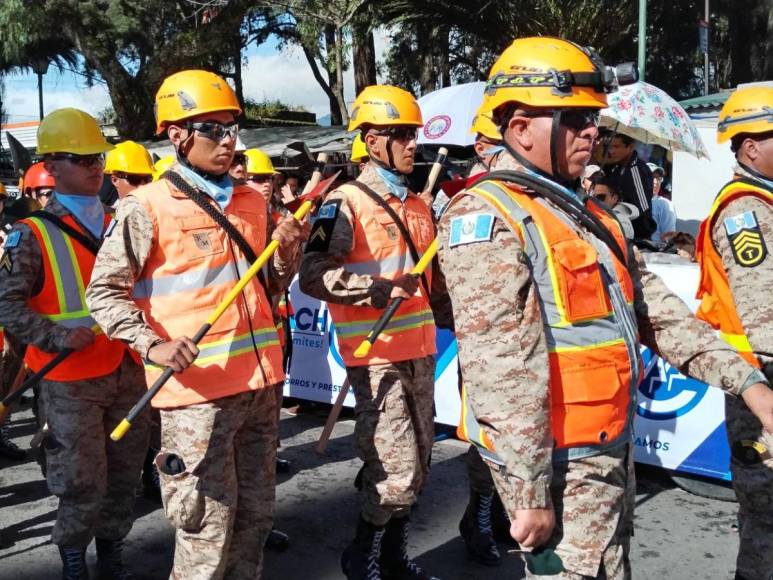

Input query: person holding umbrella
[0,108,150,580]
[437,36,773,579]
[695,85,773,580]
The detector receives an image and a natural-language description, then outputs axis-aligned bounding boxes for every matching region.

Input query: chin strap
[737,161,773,190]
[501,138,579,191]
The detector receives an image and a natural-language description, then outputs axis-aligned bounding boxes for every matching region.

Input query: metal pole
[638,0,647,82]
[37,71,44,120]
[704,0,710,95]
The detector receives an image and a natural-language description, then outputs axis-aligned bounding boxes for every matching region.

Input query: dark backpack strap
[162,171,270,294]
[347,181,430,296]
[29,211,101,256]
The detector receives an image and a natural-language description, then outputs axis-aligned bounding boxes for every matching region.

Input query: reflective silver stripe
[461,387,505,466]
[336,309,434,339]
[547,319,624,350]
[47,313,98,329]
[344,253,414,276]
[31,217,86,312]
[134,259,251,299]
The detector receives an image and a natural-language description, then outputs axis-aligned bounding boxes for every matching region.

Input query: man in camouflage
[437,38,773,579]
[300,84,451,580]
[86,70,307,580]
[695,86,773,580]
[0,108,150,580]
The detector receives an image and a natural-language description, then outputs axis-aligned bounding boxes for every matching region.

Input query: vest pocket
[373,210,402,247]
[551,238,610,322]
[178,217,225,260]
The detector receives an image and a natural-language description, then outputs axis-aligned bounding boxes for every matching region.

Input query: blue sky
[3,33,389,127]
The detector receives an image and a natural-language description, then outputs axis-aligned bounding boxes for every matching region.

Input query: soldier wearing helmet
[300,85,451,580]
[104,140,154,199]
[436,38,773,579]
[85,70,309,579]
[0,108,151,579]
[695,85,773,580]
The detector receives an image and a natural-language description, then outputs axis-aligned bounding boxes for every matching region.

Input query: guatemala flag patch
[448,213,495,248]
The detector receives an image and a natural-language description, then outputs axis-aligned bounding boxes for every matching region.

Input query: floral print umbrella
[600,81,710,160]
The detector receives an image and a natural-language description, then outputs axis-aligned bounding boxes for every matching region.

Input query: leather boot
[341,517,385,580]
[458,491,501,566]
[265,527,290,552]
[0,423,27,461]
[380,515,440,580]
[95,538,133,580]
[59,547,89,580]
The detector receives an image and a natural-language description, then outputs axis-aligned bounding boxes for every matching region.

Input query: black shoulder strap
[346,180,430,296]
[162,171,269,292]
[29,211,101,256]
[473,170,628,267]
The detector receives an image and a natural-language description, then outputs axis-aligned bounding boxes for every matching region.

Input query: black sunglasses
[49,153,105,168]
[370,126,419,142]
[187,121,239,142]
[231,153,247,167]
[593,193,610,203]
[520,109,600,131]
[249,175,272,184]
[114,172,152,186]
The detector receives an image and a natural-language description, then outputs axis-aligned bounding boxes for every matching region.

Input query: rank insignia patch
[0,252,13,273]
[306,199,342,253]
[724,211,767,267]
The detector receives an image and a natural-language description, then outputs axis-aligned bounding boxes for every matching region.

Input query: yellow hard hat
[245,148,277,175]
[480,37,608,117]
[36,108,114,156]
[717,86,773,144]
[104,141,154,175]
[351,134,369,162]
[348,85,423,132]
[152,154,176,181]
[154,70,242,135]
[469,104,501,141]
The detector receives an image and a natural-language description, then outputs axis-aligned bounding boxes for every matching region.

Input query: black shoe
[95,538,133,580]
[276,456,291,474]
[141,448,161,502]
[459,492,501,566]
[0,425,27,461]
[341,517,385,580]
[59,547,89,580]
[380,515,440,580]
[265,527,290,552]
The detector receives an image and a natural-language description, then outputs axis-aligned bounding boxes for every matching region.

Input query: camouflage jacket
[299,163,453,328]
[85,168,299,359]
[437,151,763,509]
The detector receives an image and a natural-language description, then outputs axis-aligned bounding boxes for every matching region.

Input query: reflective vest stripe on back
[453,180,640,461]
[22,215,126,381]
[696,179,773,367]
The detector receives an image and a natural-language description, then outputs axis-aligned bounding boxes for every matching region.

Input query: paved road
[0,403,741,579]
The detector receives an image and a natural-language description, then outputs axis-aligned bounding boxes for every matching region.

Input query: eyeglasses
[49,153,105,168]
[114,172,152,186]
[187,121,239,142]
[249,175,272,184]
[370,126,419,142]
[519,109,600,131]
[231,154,247,167]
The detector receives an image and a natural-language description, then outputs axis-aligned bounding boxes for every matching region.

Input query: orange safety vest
[131,181,284,408]
[695,178,772,367]
[22,214,126,382]
[454,179,642,461]
[327,183,437,367]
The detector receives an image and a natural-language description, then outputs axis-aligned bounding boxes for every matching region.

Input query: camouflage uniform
[437,151,764,579]
[0,196,149,548]
[299,164,452,526]
[85,169,298,579]
[710,167,773,580]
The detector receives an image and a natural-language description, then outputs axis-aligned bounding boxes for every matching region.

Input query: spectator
[582,164,604,194]
[229,150,248,185]
[285,174,301,196]
[602,133,656,239]
[590,176,640,240]
[647,162,677,243]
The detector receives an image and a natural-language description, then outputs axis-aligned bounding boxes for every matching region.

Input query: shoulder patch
[3,230,21,249]
[305,199,342,253]
[448,213,495,248]
[724,211,767,267]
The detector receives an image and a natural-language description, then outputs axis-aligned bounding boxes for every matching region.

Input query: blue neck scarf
[481,145,505,158]
[520,166,581,201]
[176,163,234,210]
[55,193,105,238]
[374,166,408,202]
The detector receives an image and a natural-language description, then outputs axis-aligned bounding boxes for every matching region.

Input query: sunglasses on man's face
[520,109,600,132]
[249,175,272,184]
[231,154,247,167]
[188,121,239,143]
[114,172,152,186]
[49,153,105,168]
[371,126,419,142]
[593,193,610,203]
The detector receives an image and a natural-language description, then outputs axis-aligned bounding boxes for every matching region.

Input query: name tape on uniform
[449,213,495,248]
[724,210,767,268]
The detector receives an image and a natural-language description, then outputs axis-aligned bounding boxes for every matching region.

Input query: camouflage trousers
[490,444,634,579]
[347,356,436,526]
[158,386,279,580]
[39,353,150,548]
[725,394,773,580]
